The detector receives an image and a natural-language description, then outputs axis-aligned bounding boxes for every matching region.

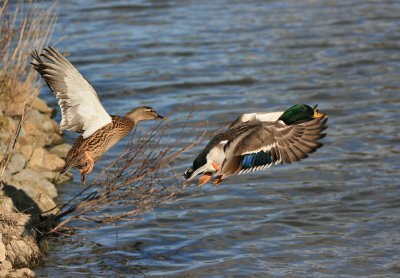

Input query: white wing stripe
[242,142,277,155]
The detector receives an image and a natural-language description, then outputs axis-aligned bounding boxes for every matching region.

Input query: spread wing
[219,117,328,178]
[31,46,112,139]
[229,111,284,129]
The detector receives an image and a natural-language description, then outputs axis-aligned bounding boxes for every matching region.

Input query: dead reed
[0,0,57,104]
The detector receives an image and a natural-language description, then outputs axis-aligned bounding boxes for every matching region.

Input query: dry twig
[45,103,221,234]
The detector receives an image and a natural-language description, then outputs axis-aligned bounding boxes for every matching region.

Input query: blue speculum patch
[242,151,272,169]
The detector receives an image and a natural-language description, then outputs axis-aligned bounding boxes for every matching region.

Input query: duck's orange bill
[313,110,328,118]
[198,173,212,186]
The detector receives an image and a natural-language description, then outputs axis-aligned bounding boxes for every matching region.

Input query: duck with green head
[184,104,328,186]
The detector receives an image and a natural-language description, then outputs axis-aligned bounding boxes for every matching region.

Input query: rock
[2,182,41,223]
[35,193,59,216]
[17,123,27,139]
[22,121,38,136]
[26,109,45,127]
[12,169,38,183]
[41,170,72,184]
[8,180,38,202]
[42,120,55,133]
[27,147,65,171]
[38,239,48,252]
[56,171,73,184]
[50,133,63,145]
[0,241,6,262]
[0,169,12,183]
[18,144,34,160]
[7,153,26,174]
[15,268,35,277]
[11,169,57,198]
[44,152,65,171]
[49,143,71,158]
[50,119,61,134]
[0,131,10,144]
[7,117,19,132]
[0,260,12,270]
[4,103,24,117]
[31,97,54,114]
[21,123,52,148]
[0,194,14,212]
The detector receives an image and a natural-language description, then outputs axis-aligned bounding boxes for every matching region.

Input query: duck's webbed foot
[212,176,223,186]
[78,151,95,186]
[83,151,95,175]
[198,173,212,186]
[79,168,86,185]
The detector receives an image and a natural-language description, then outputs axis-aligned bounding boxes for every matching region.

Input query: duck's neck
[124,109,149,123]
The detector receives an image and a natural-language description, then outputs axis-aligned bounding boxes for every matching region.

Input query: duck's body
[61,115,135,172]
[184,105,328,186]
[32,47,165,184]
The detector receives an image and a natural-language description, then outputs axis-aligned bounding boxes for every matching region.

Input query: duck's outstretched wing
[218,117,328,179]
[31,46,112,139]
[229,111,284,129]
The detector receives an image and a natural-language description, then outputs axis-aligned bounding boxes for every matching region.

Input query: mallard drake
[32,46,165,185]
[184,104,328,186]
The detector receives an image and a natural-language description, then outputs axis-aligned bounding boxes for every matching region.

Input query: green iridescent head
[278,104,325,125]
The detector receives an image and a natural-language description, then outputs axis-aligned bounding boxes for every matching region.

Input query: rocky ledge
[0,96,72,277]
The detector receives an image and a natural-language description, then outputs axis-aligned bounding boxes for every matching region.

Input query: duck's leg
[212,176,223,186]
[79,168,86,185]
[78,151,94,186]
[83,151,95,175]
[212,161,220,171]
[198,173,212,186]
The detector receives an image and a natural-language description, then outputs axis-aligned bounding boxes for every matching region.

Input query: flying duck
[32,46,165,185]
[184,104,328,186]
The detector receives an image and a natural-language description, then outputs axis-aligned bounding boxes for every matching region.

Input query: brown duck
[32,47,165,185]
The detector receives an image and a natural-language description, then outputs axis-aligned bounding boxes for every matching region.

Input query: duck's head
[183,150,208,181]
[278,104,326,125]
[184,142,225,181]
[125,106,166,122]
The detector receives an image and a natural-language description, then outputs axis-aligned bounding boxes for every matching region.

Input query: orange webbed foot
[212,177,223,186]
[79,168,86,185]
[198,173,212,186]
[83,151,95,175]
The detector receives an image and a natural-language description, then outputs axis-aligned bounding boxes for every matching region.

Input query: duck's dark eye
[183,168,194,179]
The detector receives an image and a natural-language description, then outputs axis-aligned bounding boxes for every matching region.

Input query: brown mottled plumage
[31,47,165,185]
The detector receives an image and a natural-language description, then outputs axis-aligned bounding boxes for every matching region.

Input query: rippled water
[27,0,400,276]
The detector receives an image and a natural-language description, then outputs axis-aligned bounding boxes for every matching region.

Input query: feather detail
[32,47,112,139]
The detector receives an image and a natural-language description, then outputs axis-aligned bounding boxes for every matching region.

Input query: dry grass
[0,0,57,104]
[0,1,57,180]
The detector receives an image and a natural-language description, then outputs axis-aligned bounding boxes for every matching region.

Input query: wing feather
[32,46,112,139]
[218,117,327,179]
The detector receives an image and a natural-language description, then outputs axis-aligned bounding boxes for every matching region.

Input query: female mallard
[32,47,165,185]
[184,104,328,186]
